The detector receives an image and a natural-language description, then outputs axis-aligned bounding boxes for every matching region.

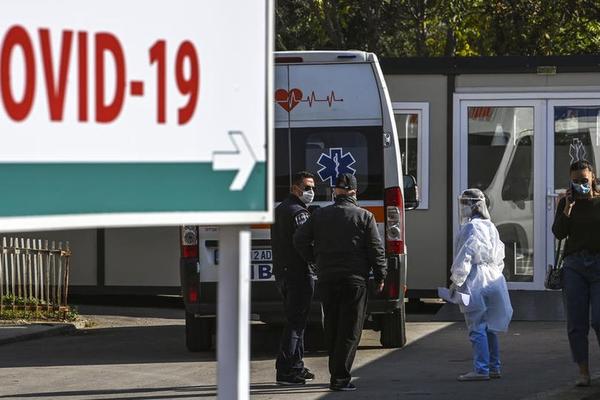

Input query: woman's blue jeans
[469,321,500,374]
[563,251,600,364]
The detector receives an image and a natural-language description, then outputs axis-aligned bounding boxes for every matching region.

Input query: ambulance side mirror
[403,175,420,210]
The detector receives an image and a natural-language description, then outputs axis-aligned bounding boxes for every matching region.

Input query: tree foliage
[275,0,600,56]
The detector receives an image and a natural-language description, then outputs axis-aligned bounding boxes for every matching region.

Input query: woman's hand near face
[564,188,575,217]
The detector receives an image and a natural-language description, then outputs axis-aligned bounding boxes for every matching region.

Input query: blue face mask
[572,182,592,195]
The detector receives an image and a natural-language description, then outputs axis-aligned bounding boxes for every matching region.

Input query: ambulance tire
[379,304,407,348]
[185,312,214,352]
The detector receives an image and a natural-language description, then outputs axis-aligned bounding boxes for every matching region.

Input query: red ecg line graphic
[275,88,343,112]
[300,91,344,107]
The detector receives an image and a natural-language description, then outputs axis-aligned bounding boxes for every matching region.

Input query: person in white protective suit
[450,188,513,382]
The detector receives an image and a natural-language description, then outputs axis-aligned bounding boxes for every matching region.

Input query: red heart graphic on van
[275,88,303,112]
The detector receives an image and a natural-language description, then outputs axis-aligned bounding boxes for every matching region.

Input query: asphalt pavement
[0,305,599,399]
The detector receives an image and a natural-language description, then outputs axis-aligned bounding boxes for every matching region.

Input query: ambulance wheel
[185,312,214,352]
[380,305,407,348]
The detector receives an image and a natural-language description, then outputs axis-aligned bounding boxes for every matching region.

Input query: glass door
[457,99,546,290]
[547,100,600,275]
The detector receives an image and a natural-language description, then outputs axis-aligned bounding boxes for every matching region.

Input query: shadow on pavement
[250,382,331,395]
[0,383,335,400]
[0,322,287,368]
[4,308,594,400]
[0,385,217,400]
[317,321,596,400]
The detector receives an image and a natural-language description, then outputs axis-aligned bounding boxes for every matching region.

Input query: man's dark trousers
[276,274,315,375]
[318,278,368,385]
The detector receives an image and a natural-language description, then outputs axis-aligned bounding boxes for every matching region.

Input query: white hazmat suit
[451,188,513,380]
[451,218,513,333]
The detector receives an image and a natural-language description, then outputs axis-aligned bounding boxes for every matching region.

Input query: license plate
[251,249,272,262]
[213,248,274,281]
[214,248,272,264]
[251,248,273,281]
[251,263,274,281]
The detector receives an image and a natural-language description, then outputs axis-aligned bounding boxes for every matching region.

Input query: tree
[275,0,600,56]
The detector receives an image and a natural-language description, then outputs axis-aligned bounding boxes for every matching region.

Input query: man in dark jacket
[294,173,387,392]
[271,171,317,385]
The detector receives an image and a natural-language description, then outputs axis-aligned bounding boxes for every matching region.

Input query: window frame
[392,102,430,210]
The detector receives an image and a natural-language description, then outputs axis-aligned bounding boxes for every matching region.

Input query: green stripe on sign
[0,162,266,216]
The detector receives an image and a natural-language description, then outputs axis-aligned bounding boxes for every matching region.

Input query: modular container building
[14,55,600,316]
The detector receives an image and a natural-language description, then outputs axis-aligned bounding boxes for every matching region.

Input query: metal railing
[0,238,72,315]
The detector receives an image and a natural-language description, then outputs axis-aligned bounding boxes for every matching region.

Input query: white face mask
[301,189,315,204]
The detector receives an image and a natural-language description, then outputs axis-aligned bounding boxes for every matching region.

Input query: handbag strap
[554,239,564,270]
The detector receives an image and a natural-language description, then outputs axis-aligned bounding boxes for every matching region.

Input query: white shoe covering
[457,371,490,381]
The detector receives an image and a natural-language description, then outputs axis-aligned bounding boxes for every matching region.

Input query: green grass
[0,295,78,322]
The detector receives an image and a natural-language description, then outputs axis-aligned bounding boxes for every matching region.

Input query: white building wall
[385,74,449,291]
[4,229,98,286]
[104,227,180,287]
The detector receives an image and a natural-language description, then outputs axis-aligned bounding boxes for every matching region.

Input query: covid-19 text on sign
[0,26,199,125]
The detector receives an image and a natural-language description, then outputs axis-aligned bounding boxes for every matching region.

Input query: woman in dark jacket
[552,160,600,387]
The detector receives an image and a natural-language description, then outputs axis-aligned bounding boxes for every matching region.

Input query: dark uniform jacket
[270,194,312,279]
[293,195,387,284]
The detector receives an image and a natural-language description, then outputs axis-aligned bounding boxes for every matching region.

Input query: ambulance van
[180,51,419,351]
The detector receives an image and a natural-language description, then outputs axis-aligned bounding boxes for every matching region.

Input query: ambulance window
[275,128,291,201]
[467,106,533,194]
[468,131,509,192]
[502,136,533,201]
[289,126,383,201]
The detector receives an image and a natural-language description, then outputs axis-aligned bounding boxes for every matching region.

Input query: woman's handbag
[545,239,564,290]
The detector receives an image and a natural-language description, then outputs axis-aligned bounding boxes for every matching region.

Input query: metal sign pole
[217,225,251,400]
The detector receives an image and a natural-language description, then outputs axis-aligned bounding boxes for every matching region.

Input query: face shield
[458,188,491,225]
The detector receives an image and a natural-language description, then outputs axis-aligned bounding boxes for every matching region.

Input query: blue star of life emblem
[316,148,356,186]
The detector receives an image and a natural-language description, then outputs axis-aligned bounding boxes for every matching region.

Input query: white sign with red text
[0,1,272,230]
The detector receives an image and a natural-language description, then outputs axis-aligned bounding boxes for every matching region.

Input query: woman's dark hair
[570,160,599,196]
[570,160,595,173]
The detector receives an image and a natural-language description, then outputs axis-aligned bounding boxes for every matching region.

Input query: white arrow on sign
[212,131,257,191]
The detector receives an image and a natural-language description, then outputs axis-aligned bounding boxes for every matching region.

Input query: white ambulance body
[180,51,418,351]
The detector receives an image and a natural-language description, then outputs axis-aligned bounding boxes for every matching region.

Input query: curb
[0,323,77,346]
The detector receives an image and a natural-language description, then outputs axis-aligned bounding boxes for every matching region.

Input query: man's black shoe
[276,373,306,386]
[329,382,356,391]
[298,368,315,381]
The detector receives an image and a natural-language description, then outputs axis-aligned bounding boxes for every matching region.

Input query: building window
[392,102,430,209]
